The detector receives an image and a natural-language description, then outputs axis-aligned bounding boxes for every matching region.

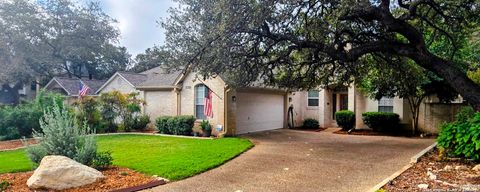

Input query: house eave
[136,86,181,91]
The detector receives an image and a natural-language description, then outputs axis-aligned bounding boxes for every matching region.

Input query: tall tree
[130,47,167,73]
[161,0,480,110]
[0,0,129,84]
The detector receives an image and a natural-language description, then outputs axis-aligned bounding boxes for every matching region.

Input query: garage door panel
[236,92,284,134]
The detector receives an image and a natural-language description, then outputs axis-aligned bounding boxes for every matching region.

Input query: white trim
[95,72,136,94]
[44,77,72,95]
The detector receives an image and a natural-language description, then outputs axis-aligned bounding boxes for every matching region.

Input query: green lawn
[0,135,253,180]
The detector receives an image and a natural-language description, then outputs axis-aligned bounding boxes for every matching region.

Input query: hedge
[155,115,196,136]
[362,112,400,132]
[335,110,355,131]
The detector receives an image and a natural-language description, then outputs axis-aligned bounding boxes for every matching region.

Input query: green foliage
[362,112,400,132]
[302,118,319,129]
[437,106,480,161]
[335,110,355,131]
[26,101,100,166]
[200,120,211,131]
[0,90,64,140]
[156,116,172,134]
[155,116,196,136]
[74,97,103,133]
[0,179,10,191]
[133,114,151,131]
[92,151,113,169]
[98,91,145,132]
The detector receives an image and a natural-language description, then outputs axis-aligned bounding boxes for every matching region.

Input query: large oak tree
[161,0,480,109]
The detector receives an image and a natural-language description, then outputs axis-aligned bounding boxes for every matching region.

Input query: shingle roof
[138,69,183,87]
[49,77,105,96]
[117,72,148,86]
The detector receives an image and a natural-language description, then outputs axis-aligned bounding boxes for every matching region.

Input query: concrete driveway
[148,129,435,192]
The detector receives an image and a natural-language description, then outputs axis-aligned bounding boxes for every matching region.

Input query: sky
[98,0,177,57]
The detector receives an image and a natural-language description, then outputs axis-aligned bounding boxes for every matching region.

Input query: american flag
[204,89,213,118]
[78,81,90,98]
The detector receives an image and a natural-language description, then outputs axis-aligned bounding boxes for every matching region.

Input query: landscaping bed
[333,129,435,138]
[0,166,159,192]
[382,148,480,191]
[0,139,37,151]
[290,127,326,132]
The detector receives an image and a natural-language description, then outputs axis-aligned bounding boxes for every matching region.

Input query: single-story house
[44,77,105,103]
[290,86,465,134]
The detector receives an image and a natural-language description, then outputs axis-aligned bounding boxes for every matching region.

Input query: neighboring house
[95,72,148,95]
[290,86,465,134]
[44,77,105,103]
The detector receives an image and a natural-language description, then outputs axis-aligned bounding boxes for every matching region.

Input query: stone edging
[367,142,438,192]
[95,132,215,140]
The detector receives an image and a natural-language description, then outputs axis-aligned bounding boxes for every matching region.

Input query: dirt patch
[0,167,160,192]
[382,149,480,191]
[0,139,37,151]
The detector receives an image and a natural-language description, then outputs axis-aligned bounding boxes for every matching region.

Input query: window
[307,90,319,106]
[378,97,394,112]
[195,84,209,119]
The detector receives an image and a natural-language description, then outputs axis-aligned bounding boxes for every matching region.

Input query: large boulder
[27,155,105,190]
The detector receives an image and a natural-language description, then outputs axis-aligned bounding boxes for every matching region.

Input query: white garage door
[236,92,284,134]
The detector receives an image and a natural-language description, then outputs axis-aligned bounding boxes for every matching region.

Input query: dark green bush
[437,106,480,161]
[155,116,195,135]
[335,110,355,131]
[133,114,151,131]
[362,112,400,132]
[303,118,319,129]
[92,151,113,169]
[156,116,172,134]
[0,91,63,140]
[0,127,20,141]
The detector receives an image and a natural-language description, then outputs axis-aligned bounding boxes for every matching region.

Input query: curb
[367,142,437,192]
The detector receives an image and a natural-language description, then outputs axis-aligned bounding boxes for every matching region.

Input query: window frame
[378,97,394,113]
[194,84,209,119]
[307,90,320,107]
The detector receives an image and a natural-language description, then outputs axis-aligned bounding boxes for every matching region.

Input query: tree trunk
[407,96,423,136]
[412,51,480,111]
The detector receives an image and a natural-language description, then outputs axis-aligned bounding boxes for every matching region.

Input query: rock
[428,162,435,165]
[443,165,453,171]
[455,165,468,170]
[472,164,480,171]
[27,155,105,190]
[418,184,429,189]
[427,171,437,180]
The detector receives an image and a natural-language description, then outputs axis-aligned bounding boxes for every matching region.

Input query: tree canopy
[161,0,480,109]
[0,0,130,84]
[130,46,167,73]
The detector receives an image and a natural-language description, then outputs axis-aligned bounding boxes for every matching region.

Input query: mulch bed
[290,127,327,132]
[333,129,436,138]
[0,167,160,192]
[0,139,37,151]
[382,148,480,191]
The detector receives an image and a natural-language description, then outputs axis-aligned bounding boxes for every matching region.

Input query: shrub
[437,107,480,161]
[156,116,172,134]
[155,116,195,136]
[0,127,20,141]
[302,118,319,129]
[362,112,400,132]
[0,180,10,191]
[134,114,151,131]
[25,101,99,166]
[200,120,211,131]
[74,97,103,133]
[335,110,355,131]
[92,151,113,169]
[0,91,63,140]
